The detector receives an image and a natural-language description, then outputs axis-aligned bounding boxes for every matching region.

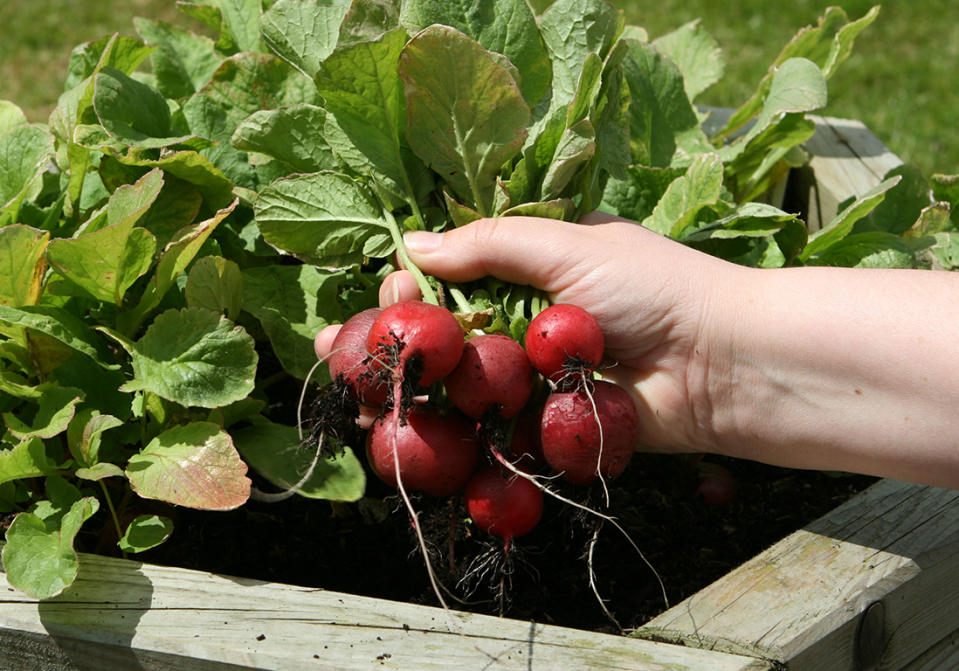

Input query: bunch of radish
[326,299,640,553]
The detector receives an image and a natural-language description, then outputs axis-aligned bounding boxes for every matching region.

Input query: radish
[366,405,480,497]
[695,462,738,506]
[444,334,534,419]
[540,380,638,485]
[366,300,465,388]
[524,303,604,386]
[465,466,543,550]
[326,307,389,406]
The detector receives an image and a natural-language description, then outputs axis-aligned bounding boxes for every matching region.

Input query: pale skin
[315,212,959,489]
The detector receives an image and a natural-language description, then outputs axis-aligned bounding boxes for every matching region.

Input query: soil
[132,450,876,634]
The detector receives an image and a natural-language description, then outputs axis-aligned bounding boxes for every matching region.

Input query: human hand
[315,212,739,454]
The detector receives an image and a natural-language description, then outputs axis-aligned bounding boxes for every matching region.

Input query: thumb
[403,217,593,292]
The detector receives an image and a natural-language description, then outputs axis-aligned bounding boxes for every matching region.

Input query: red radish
[465,467,543,547]
[540,380,638,485]
[366,405,479,497]
[524,304,604,385]
[366,301,464,387]
[326,308,389,406]
[444,334,534,419]
[695,462,738,506]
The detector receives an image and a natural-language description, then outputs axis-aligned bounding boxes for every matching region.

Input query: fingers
[378,270,421,306]
[403,217,597,292]
[314,324,342,360]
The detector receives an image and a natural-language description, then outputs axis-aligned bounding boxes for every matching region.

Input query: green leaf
[0,437,64,487]
[921,232,959,270]
[0,304,120,370]
[134,18,223,98]
[118,514,174,553]
[75,462,126,482]
[0,225,49,308]
[125,421,250,510]
[186,256,243,320]
[801,176,903,262]
[122,198,238,332]
[1,496,99,599]
[399,0,551,109]
[64,34,155,91]
[103,307,258,409]
[621,39,710,168]
[260,0,352,77]
[182,52,317,189]
[538,0,624,109]
[0,100,28,135]
[338,0,401,43]
[683,202,807,267]
[66,408,124,468]
[600,164,686,222]
[0,124,55,216]
[219,0,264,53]
[315,29,427,206]
[717,6,879,140]
[242,264,344,380]
[399,25,529,216]
[93,68,198,148]
[231,104,339,174]
[652,20,724,102]
[102,149,235,211]
[234,418,365,502]
[810,231,917,269]
[540,120,596,201]
[860,164,932,235]
[254,171,389,265]
[46,169,163,305]
[931,174,959,229]
[642,153,724,238]
[3,384,84,441]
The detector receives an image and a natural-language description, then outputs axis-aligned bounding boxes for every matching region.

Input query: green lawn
[0,1,954,176]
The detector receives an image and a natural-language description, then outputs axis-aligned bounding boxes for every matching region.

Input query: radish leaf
[126,421,250,510]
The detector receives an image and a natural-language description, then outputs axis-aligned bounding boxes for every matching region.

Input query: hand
[316,212,737,454]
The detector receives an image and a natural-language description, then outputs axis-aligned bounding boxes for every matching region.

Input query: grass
[0,1,955,176]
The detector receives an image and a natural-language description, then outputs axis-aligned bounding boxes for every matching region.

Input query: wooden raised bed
[3,118,958,670]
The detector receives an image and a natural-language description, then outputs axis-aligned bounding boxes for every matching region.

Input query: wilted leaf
[0,225,49,308]
[126,421,250,510]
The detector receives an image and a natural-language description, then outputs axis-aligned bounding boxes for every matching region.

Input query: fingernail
[403,231,442,253]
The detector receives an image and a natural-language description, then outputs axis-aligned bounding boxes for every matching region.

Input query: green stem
[382,205,439,305]
[447,285,473,313]
[98,480,127,558]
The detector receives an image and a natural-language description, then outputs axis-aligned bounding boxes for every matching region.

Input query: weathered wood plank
[635,479,959,670]
[901,629,959,671]
[0,549,770,671]
[801,115,904,231]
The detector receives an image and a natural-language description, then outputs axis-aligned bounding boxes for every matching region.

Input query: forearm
[707,265,959,487]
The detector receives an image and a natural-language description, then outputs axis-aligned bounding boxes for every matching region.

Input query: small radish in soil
[695,462,738,506]
[445,334,534,420]
[366,300,465,388]
[540,380,638,485]
[366,405,480,497]
[524,304,604,385]
[465,466,543,550]
[326,307,389,406]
